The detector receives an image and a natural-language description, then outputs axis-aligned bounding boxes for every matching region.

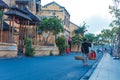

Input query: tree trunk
[77,45,80,52]
[54,34,57,46]
[118,31,120,58]
[44,32,50,45]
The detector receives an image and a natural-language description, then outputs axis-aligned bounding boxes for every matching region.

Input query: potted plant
[66,45,70,54]
[49,50,54,56]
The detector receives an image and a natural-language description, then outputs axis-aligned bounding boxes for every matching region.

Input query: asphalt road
[0,53,102,80]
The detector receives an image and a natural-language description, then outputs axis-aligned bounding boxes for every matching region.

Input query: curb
[80,53,103,80]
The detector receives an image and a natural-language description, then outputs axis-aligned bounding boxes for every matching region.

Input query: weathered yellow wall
[69,22,79,37]
[71,45,81,52]
[33,45,59,56]
[0,42,17,58]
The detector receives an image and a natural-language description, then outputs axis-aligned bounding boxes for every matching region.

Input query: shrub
[55,35,67,55]
[49,50,54,56]
[24,38,35,56]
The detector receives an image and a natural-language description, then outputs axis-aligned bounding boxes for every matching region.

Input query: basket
[88,51,96,60]
[89,58,96,60]
[75,56,84,60]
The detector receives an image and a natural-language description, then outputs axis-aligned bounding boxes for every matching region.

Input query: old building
[0,0,79,57]
[0,0,41,57]
[37,1,70,37]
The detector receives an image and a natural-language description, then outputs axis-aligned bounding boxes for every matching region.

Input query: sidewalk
[89,53,120,80]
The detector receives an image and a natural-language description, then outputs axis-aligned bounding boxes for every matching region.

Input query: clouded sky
[41,0,113,34]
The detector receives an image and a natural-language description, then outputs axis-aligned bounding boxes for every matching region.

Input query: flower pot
[66,48,70,54]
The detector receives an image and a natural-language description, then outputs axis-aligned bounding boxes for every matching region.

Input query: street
[0,53,102,80]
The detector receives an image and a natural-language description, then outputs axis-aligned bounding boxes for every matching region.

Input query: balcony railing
[16,0,29,4]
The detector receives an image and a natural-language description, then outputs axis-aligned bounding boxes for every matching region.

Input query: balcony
[16,0,29,4]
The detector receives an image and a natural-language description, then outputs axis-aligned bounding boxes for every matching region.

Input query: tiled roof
[24,8,40,25]
[11,6,28,14]
[4,10,31,21]
[0,0,9,9]
[43,1,62,8]
[4,6,32,21]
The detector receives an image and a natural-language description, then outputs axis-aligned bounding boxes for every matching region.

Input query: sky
[41,0,114,35]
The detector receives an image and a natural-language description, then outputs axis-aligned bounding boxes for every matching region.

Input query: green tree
[72,22,88,52]
[109,0,120,58]
[84,33,95,43]
[74,22,88,37]
[38,17,64,45]
[92,35,100,45]
[95,29,114,46]
[100,29,113,43]
[71,34,82,52]
[110,27,118,43]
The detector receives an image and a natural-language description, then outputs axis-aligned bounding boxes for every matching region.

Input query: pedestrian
[68,36,71,51]
[81,38,91,66]
[104,47,107,52]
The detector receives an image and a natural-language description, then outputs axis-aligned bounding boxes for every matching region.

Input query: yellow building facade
[69,22,79,37]
[37,1,70,37]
